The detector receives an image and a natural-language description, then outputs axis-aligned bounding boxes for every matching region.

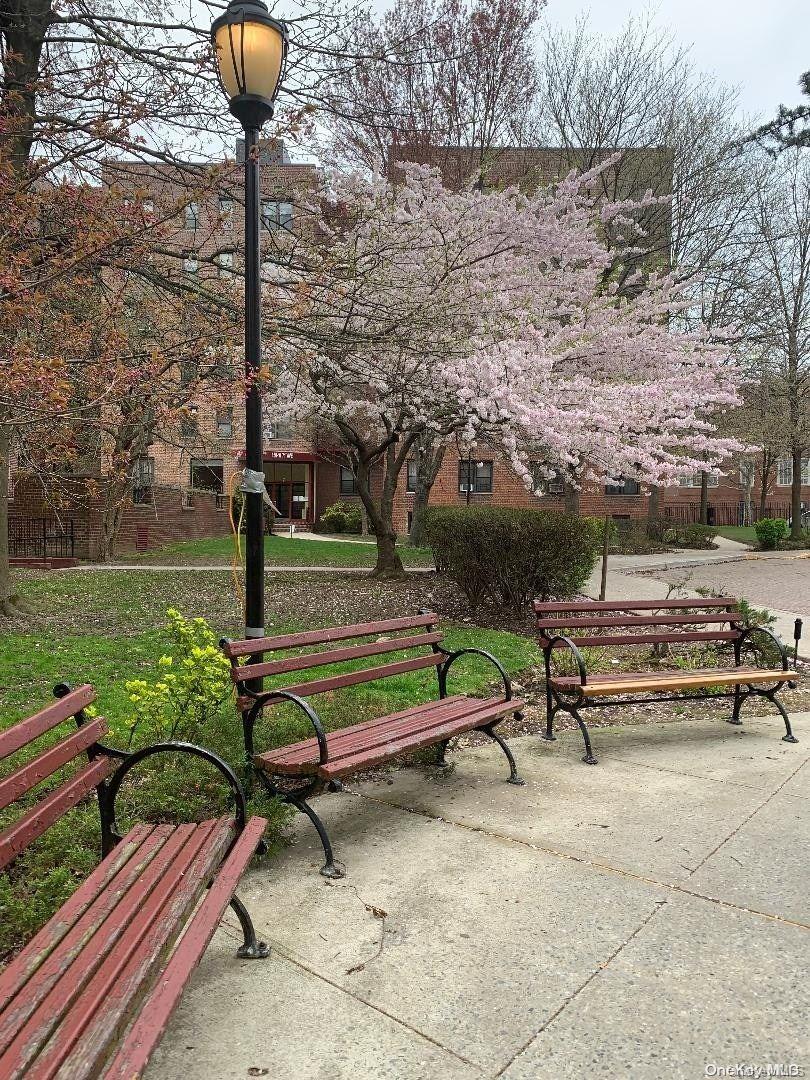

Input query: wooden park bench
[0,684,268,1080]
[221,612,525,878]
[534,598,801,765]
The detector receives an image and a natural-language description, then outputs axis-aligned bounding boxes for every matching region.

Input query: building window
[740,460,755,486]
[605,477,641,496]
[179,359,198,386]
[180,405,198,439]
[777,457,810,486]
[266,419,293,441]
[190,458,224,494]
[184,202,199,230]
[131,455,155,505]
[678,472,719,488]
[406,459,418,493]
[182,253,198,274]
[219,196,234,228]
[216,407,233,439]
[340,466,357,495]
[261,199,293,231]
[142,198,154,215]
[459,459,493,494]
[216,251,234,278]
[530,463,565,495]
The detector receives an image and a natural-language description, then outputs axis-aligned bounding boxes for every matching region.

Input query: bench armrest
[247,690,329,767]
[542,634,588,687]
[103,743,249,854]
[736,626,790,673]
[438,648,513,700]
[734,626,794,682]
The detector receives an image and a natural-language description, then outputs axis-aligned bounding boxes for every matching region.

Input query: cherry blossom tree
[265,162,742,577]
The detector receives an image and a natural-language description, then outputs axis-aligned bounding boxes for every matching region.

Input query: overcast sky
[543,1,807,123]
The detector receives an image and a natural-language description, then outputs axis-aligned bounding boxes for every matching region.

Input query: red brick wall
[114,486,230,556]
[8,474,230,559]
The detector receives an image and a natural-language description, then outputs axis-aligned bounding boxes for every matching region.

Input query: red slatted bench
[0,684,269,1080]
[534,598,801,764]
[221,612,525,877]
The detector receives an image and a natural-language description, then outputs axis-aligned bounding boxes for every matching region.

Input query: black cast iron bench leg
[285,790,345,879]
[770,692,799,743]
[727,685,744,725]
[482,722,525,785]
[543,684,557,741]
[570,706,598,765]
[229,896,271,959]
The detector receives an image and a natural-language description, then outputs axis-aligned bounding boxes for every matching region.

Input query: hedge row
[424,506,601,611]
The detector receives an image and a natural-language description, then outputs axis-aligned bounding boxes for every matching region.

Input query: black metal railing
[663,502,794,527]
[8,517,76,559]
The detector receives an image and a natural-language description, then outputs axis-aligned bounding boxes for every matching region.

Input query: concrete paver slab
[145,924,480,1080]
[592,710,808,792]
[500,893,810,1080]
[233,798,665,1073]
[780,757,810,799]
[348,725,790,883]
[687,792,810,924]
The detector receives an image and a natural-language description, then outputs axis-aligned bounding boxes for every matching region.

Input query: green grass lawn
[133,533,435,567]
[0,566,537,957]
[710,526,757,545]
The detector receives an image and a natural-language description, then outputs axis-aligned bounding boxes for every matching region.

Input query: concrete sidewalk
[146,713,809,1080]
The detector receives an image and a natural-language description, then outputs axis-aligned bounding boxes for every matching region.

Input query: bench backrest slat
[257,653,443,701]
[0,685,96,761]
[0,687,114,872]
[533,598,737,614]
[0,756,116,871]
[545,630,741,648]
[536,613,737,631]
[223,613,438,658]
[535,598,743,652]
[231,631,444,683]
[0,717,108,812]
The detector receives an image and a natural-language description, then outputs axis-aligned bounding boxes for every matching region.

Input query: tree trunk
[742,463,754,527]
[352,444,409,579]
[408,441,446,548]
[646,485,661,538]
[97,498,125,563]
[0,427,34,617]
[359,502,369,537]
[564,483,580,515]
[699,472,709,525]
[790,445,803,540]
[758,449,772,520]
[0,427,14,612]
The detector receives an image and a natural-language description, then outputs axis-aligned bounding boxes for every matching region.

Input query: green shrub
[424,506,601,611]
[754,517,788,550]
[317,501,363,535]
[666,522,715,549]
[608,519,666,554]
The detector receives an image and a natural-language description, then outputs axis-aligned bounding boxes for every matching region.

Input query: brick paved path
[644,554,810,616]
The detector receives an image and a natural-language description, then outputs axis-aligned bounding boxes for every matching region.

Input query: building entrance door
[264,463,311,522]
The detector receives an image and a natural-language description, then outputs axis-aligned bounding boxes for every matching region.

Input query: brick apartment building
[8,139,807,558]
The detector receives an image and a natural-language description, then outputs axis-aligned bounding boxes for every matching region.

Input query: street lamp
[212,0,288,648]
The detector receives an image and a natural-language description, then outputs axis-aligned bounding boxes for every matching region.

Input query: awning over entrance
[263,450,316,463]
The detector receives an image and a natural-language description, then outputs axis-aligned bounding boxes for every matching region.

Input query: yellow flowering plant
[120,608,233,747]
